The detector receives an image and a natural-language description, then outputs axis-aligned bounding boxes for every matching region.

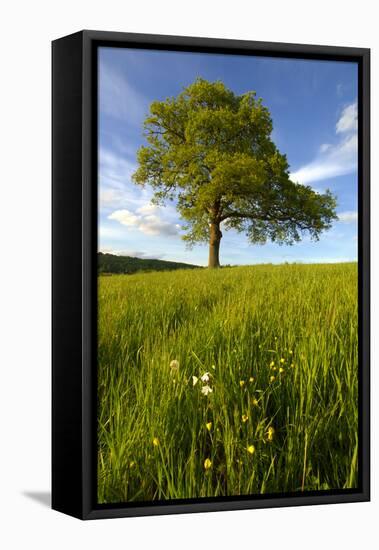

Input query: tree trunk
[208,222,222,268]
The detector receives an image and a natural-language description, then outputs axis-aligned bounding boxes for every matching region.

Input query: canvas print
[97,47,358,504]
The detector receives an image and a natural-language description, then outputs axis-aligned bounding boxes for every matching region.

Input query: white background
[0,1,377,548]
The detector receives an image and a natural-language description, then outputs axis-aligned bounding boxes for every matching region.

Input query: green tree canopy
[132,78,337,267]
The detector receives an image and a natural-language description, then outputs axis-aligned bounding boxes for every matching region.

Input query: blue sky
[98,47,358,266]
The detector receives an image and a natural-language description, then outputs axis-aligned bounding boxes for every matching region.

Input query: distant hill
[98,252,201,274]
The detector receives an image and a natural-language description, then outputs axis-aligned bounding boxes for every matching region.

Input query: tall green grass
[97,263,358,503]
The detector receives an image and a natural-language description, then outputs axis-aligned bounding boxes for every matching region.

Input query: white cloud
[136,203,158,215]
[139,215,180,236]
[99,225,127,240]
[290,101,358,185]
[109,209,139,226]
[99,188,128,208]
[336,102,357,134]
[319,143,332,153]
[99,59,149,126]
[99,148,136,188]
[99,144,182,233]
[336,83,344,97]
[108,208,181,237]
[98,148,156,212]
[337,210,358,223]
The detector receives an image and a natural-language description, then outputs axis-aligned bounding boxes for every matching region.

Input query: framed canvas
[52,30,370,520]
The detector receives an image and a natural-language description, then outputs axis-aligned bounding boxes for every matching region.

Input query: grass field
[97,262,358,504]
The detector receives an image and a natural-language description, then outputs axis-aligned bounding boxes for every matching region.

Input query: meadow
[97,262,358,504]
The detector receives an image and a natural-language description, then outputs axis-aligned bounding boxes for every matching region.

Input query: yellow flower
[170,359,179,371]
[280,358,285,364]
[266,426,275,441]
[206,422,212,431]
[279,367,285,374]
[269,375,276,383]
[249,376,255,383]
[247,445,255,455]
[204,458,212,470]
[239,380,245,387]
[129,461,135,468]
[289,350,293,355]
[242,414,249,423]
[290,363,295,368]
[269,361,275,368]
[252,398,259,407]
[152,437,159,447]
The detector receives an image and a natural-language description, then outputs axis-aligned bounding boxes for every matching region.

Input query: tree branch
[221,210,318,231]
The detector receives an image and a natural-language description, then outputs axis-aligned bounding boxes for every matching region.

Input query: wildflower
[152,437,159,447]
[201,385,213,396]
[270,361,275,368]
[269,375,276,383]
[279,367,285,374]
[290,363,295,369]
[247,445,256,455]
[266,426,275,442]
[204,458,212,470]
[129,461,135,468]
[242,414,249,423]
[170,359,179,371]
[239,380,245,387]
[206,422,212,431]
[252,398,259,407]
[249,376,255,383]
[192,376,199,386]
[289,350,293,355]
[201,372,210,383]
[211,364,216,370]
[280,358,285,364]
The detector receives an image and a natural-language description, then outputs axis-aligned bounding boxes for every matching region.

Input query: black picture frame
[52,30,370,520]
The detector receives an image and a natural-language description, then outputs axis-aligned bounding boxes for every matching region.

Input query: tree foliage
[132,78,337,264]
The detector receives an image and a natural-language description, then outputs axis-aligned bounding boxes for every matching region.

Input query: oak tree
[132,79,337,267]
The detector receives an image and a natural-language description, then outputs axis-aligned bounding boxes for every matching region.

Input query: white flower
[201,372,210,382]
[192,376,199,386]
[170,359,179,370]
[201,385,213,396]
